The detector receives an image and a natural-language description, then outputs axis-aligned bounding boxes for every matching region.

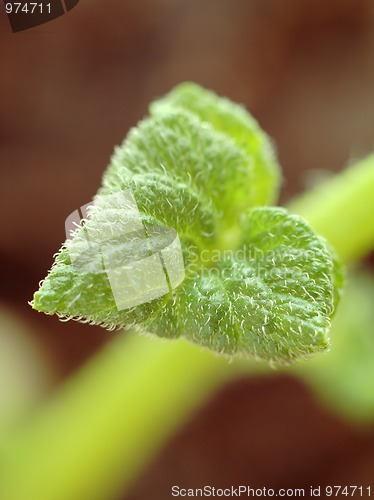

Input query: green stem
[288,154,374,263]
[0,332,241,500]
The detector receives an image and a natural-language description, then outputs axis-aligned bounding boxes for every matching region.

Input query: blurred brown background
[1,0,374,498]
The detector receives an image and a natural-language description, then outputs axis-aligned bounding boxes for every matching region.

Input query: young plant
[3,83,374,500]
[32,83,343,363]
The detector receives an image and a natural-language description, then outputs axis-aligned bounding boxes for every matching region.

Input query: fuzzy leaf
[146,208,336,362]
[100,110,261,245]
[32,83,343,363]
[150,82,281,206]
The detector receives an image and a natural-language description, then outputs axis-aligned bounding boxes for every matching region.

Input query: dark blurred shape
[5,0,70,33]
[64,0,80,12]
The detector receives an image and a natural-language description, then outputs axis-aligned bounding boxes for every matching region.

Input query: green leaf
[146,208,336,362]
[100,109,260,246]
[150,82,281,206]
[33,109,254,327]
[32,83,342,363]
